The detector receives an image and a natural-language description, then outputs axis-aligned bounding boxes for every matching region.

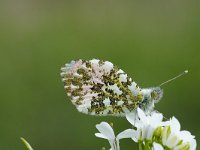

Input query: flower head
[95,108,196,150]
[95,122,134,150]
[126,108,166,142]
[126,108,196,150]
[161,117,196,150]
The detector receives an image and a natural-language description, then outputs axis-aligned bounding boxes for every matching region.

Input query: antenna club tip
[184,70,188,73]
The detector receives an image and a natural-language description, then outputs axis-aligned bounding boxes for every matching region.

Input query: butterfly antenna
[159,70,188,87]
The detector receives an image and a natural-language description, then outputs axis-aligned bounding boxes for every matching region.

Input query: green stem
[20,137,33,150]
[139,142,143,150]
[144,141,150,150]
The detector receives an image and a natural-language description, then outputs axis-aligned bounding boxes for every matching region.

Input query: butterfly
[61,59,187,116]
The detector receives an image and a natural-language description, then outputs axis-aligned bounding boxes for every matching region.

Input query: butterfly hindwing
[61,59,143,116]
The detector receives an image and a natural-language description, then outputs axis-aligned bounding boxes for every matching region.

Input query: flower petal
[151,113,163,126]
[190,138,197,150]
[170,117,181,133]
[178,130,194,141]
[160,120,170,127]
[125,112,138,127]
[162,126,169,145]
[137,108,147,123]
[174,142,189,150]
[132,130,140,142]
[96,122,115,140]
[165,134,179,148]
[146,125,154,140]
[153,142,164,150]
[95,133,108,139]
[116,129,135,140]
[177,130,196,150]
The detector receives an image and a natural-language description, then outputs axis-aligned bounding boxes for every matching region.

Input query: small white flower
[95,122,135,150]
[153,142,164,150]
[162,117,196,150]
[126,108,166,142]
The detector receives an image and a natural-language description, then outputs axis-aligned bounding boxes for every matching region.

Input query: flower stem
[20,137,33,150]
[144,141,150,150]
[139,142,143,150]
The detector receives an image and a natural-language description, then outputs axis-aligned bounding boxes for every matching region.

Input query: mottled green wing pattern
[61,59,143,116]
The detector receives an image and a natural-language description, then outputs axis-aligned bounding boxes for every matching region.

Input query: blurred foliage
[0,0,199,149]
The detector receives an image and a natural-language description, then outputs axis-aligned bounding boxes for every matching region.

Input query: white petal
[131,130,140,142]
[153,142,164,150]
[190,138,197,150]
[160,120,171,127]
[174,142,188,150]
[165,134,179,148]
[96,122,115,140]
[95,133,108,139]
[108,140,115,150]
[162,126,168,145]
[141,125,148,140]
[178,130,194,141]
[146,126,154,140]
[170,117,181,133]
[125,112,139,127]
[137,108,147,123]
[151,113,163,126]
[116,129,135,140]
[177,130,196,150]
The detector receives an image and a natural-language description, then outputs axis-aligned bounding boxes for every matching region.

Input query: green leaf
[20,137,33,150]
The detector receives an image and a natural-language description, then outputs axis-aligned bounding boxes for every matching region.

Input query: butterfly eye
[151,91,158,100]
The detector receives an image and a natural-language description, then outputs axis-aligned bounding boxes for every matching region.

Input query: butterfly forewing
[61,59,143,116]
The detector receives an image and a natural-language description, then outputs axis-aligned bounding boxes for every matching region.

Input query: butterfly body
[140,87,163,114]
[61,59,163,116]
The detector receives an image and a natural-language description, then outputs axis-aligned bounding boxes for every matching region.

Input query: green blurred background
[0,0,199,149]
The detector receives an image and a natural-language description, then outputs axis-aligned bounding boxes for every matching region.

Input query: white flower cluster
[95,108,196,150]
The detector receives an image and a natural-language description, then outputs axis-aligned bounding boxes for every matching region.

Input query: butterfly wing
[61,59,143,116]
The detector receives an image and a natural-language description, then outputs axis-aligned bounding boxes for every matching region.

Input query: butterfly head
[141,87,163,104]
[139,87,163,113]
[150,87,163,103]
